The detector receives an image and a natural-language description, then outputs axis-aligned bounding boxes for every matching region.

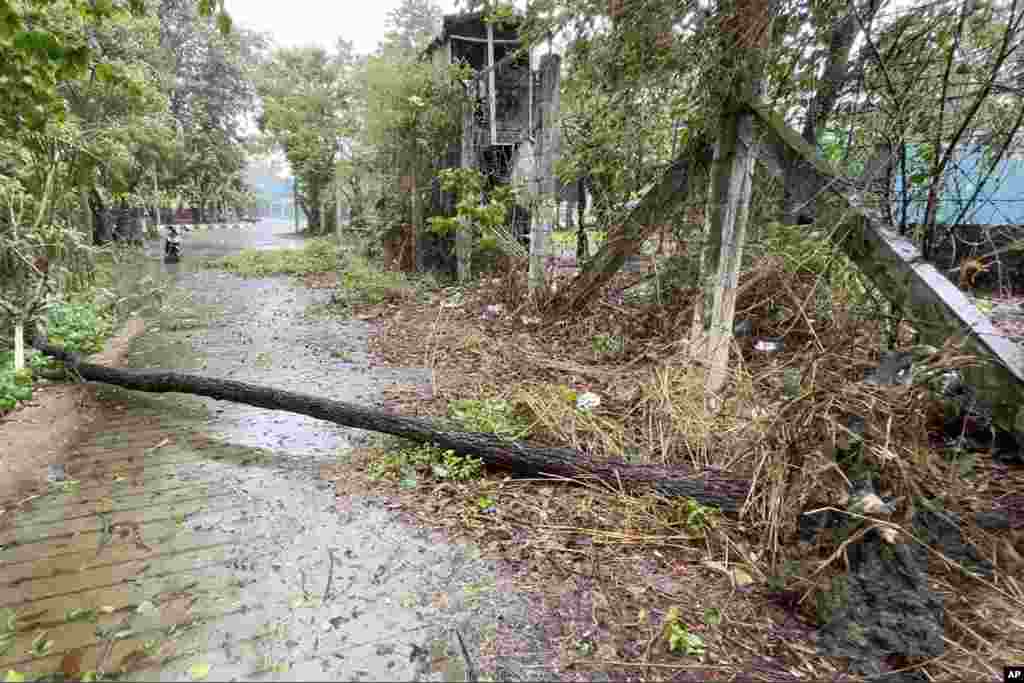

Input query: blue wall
[892,147,1024,225]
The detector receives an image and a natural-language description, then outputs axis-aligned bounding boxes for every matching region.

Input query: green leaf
[5,671,26,683]
[30,631,52,656]
[216,11,231,35]
[65,608,98,624]
[188,662,210,680]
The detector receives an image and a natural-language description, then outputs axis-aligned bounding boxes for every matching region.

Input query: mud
[0,221,553,681]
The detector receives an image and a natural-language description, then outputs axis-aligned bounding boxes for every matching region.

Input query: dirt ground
[350,264,1024,683]
[0,318,146,508]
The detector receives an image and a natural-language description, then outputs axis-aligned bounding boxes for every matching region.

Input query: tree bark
[457,102,475,283]
[694,102,760,396]
[80,185,95,246]
[575,178,588,260]
[781,0,876,225]
[31,337,751,514]
[91,190,111,245]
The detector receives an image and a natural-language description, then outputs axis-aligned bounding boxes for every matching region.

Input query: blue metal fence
[892,147,1024,225]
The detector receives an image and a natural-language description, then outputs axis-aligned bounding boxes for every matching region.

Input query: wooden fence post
[692,0,771,400]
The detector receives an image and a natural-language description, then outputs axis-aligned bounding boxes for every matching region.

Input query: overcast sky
[223,0,461,55]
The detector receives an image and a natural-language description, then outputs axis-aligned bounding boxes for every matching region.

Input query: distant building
[424,11,569,241]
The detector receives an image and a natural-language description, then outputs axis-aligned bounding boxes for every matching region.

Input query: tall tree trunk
[693,103,760,395]
[457,101,475,283]
[575,178,588,261]
[152,165,162,228]
[781,0,872,225]
[91,190,111,245]
[80,185,94,246]
[319,194,327,235]
[336,173,343,242]
[410,164,422,273]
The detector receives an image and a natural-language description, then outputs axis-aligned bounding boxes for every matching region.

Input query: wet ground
[0,221,552,681]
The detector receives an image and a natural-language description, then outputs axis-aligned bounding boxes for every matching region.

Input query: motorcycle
[164,225,182,263]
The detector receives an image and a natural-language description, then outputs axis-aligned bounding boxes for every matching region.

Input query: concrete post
[528,53,561,293]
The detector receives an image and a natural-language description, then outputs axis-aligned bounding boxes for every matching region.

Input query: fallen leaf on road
[60,649,83,679]
[701,560,755,587]
[431,592,449,610]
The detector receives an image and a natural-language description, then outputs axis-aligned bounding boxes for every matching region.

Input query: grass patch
[206,238,338,277]
[330,253,429,309]
[448,397,532,440]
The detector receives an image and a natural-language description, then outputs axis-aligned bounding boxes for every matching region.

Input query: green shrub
[331,253,423,309]
[591,333,625,357]
[368,441,483,487]
[472,239,509,275]
[0,301,111,414]
[0,367,32,412]
[0,349,50,414]
[46,302,111,355]
[550,230,576,251]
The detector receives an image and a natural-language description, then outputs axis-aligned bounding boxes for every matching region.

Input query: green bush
[0,301,110,414]
[0,349,49,413]
[368,441,483,487]
[0,365,33,412]
[331,253,424,309]
[471,239,509,275]
[591,333,626,358]
[208,238,338,277]
[46,302,111,355]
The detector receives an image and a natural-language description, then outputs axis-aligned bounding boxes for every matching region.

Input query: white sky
[224,0,461,55]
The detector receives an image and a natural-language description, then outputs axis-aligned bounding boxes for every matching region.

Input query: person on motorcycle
[164,225,182,262]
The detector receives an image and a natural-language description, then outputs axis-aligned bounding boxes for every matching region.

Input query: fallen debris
[32,335,752,513]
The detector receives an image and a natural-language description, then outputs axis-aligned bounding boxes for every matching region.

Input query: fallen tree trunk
[33,337,751,513]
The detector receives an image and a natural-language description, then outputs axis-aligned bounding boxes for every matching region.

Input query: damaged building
[423,11,570,250]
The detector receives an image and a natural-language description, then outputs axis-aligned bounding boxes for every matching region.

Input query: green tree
[380,0,443,58]
[158,0,262,222]
[256,42,358,234]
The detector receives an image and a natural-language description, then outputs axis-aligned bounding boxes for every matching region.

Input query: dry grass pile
[349,249,1024,681]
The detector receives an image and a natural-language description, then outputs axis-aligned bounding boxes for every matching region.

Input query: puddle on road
[1,222,554,682]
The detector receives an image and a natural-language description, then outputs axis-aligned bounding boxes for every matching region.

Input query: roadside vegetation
[206,237,339,277]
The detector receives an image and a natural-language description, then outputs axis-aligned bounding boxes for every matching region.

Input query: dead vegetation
[337,240,1024,682]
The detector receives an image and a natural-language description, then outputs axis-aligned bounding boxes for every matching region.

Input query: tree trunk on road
[32,336,751,514]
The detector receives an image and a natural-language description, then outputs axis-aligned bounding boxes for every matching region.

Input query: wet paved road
[0,221,551,681]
